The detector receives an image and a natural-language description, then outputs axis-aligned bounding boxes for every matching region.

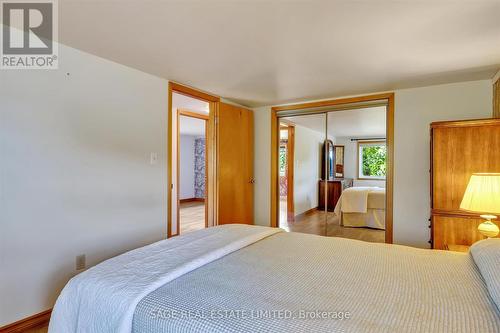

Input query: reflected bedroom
[278,106,388,243]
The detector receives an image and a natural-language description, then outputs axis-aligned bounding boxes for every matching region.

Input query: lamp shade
[460,173,500,214]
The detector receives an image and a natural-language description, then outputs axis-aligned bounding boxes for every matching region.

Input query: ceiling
[282,106,386,137]
[59,1,500,107]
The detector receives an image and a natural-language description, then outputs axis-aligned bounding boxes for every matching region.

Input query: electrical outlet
[76,254,86,271]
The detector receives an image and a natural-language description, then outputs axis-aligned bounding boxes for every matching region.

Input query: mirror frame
[333,145,345,179]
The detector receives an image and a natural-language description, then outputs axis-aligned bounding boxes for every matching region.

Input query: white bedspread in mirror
[334,187,386,229]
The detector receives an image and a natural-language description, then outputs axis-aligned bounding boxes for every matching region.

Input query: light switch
[150,152,158,165]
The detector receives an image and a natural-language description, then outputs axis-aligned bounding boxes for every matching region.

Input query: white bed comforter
[334,186,385,214]
[48,224,281,333]
[132,231,500,333]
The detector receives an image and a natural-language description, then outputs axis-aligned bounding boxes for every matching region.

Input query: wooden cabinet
[430,119,500,249]
[318,179,353,211]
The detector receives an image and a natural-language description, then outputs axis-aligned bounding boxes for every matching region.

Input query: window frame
[357,140,387,180]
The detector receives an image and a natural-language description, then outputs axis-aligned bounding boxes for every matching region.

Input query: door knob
[249,178,256,184]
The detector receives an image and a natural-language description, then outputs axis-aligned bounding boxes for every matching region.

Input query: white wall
[0,44,168,326]
[394,81,491,247]
[254,80,493,247]
[254,106,272,226]
[353,179,386,187]
[335,137,357,179]
[293,125,324,215]
[179,135,195,199]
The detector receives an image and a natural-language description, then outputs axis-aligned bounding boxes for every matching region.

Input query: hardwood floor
[279,199,385,243]
[180,201,205,235]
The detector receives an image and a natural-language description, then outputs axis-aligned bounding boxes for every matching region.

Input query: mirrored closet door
[324,108,387,241]
[277,113,328,236]
[275,100,390,243]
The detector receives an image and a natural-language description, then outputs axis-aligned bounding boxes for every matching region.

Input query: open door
[217,103,254,224]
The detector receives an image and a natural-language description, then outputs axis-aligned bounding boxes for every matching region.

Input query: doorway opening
[168,83,219,238]
[279,124,294,229]
[178,109,208,234]
[167,83,255,237]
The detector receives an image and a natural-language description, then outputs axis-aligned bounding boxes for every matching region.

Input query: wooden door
[217,103,254,224]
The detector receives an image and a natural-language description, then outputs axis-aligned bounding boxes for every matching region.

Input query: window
[358,141,386,179]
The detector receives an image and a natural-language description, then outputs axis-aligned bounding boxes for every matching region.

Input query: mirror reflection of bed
[278,106,387,243]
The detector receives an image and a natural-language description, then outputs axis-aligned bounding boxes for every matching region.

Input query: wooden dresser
[318,179,353,211]
[430,118,500,249]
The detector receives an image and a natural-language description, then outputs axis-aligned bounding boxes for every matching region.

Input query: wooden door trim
[286,126,295,220]
[494,78,500,118]
[271,93,394,112]
[271,111,278,227]
[168,82,219,238]
[270,93,395,244]
[178,108,209,120]
[204,120,209,228]
[169,82,220,102]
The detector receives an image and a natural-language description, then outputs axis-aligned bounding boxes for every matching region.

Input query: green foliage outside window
[279,146,286,175]
[361,145,386,178]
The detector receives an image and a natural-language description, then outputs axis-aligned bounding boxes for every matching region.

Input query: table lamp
[460,173,500,238]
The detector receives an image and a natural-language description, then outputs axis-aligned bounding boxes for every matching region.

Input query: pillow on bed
[470,238,500,310]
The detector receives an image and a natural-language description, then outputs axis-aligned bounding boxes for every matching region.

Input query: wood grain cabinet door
[432,124,500,212]
[217,103,254,224]
[430,119,500,248]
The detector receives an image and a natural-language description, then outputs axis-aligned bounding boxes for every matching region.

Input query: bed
[49,225,500,333]
[334,186,386,229]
